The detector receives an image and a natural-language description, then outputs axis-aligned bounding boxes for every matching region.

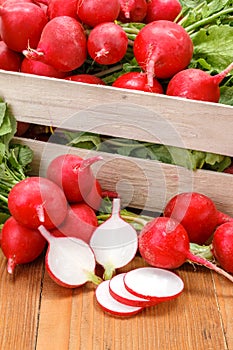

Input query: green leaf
[66,132,101,150]
[219,86,233,105]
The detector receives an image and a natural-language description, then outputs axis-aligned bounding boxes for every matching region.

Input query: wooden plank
[16,137,233,216]
[0,251,44,350]
[1,70,233,156]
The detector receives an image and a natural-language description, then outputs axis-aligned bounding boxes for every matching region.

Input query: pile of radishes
[0,0,233,104]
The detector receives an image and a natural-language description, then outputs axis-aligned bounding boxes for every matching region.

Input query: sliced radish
[39,225,102,288]
[109,273,159,307]
[95,280,143,316]
[124,267,184,302]
[89,198,138,280]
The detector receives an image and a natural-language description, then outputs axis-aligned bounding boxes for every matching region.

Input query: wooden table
[0,250,232,350]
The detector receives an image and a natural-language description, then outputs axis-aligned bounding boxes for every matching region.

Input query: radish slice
[109,273,160,307]
[95,280,143,316]
[39,225,102,288]
[124,267,184,302]
[89,198,138,280]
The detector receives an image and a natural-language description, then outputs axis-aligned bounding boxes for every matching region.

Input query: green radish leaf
[219,86,233,105]
[66,131,101,150]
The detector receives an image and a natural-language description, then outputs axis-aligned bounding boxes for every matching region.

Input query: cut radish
[95,280,143,316]
[109,273,159,307]
[89,198,138,280]
[38,225,102,288]
[124,267,184,302]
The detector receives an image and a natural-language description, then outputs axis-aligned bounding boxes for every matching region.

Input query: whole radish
[166,62,233,102]
[15,121,30,136]
[112,72,164,93]
[212,222,233,274]
[118,0,147,23]
[1,216,46,274]
[23,16,87,72]
[46,154,102,204]
[87,22,128,65]
[0,2,48,52]
[145,0,182,23]
[0,40,23,71]
[51,202,98,243]
[133,20,193,86]
[21,57,67,78]
[47,0,78,20]
[76,0,120,28]
[163,192,233,244]
[8,176,68,229]
[138,216,233,282]
[65,74,105,85]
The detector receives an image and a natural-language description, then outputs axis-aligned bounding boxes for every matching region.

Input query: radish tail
[216,211,233,226]
[212,61,233,85]
[186,251,233,283]
[146,48,160,87]
[7,257,16,274]
[79,155,103,171]
[22,48,44,60]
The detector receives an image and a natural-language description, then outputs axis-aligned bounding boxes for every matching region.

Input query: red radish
[109,272,159,307]
[89,198,138,280]
[65,74,105,85]
[145,0,182,23]
[21,57,67,78]
[39,225,102,288]
[50,202,98,243]
[112,71,164,93]
[118,0,147,22]
[7,176,68,229]
[46,154,102,204]
[1,216,46,274]
[124,267,184,302]
[138,216,233,282]
[15,121,30,136]
[87,22,128,65]
[0,2,48,52]
[84,179,103,211]
[23,16,87,72]
[133,20,193,86]
[47,0,78,19]
[163,192,233,244]
[0,41,23,71]
[166,62,233,102]
[224,164,233,174]
[76,0,120,28]
[95,280,143,316]
[212,222,233,273]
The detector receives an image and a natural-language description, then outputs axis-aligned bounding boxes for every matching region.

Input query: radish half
[39,225,102,288]
[124,267,184,302]
[89,198,138,280]
[95,280,143,316]
[109,273,159,307]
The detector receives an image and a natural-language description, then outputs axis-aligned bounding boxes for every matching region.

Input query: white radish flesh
[39,225,101,288]
[109,273,159,307]
[124,267,184,301]
[95,280,143,316]
[90,198,138,280]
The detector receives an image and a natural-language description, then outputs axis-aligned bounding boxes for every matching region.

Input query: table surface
[0,250,233,350]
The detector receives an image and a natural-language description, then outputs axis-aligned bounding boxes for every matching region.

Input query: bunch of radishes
[0,0,232,104]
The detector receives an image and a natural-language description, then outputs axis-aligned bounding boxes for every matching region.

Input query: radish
[76,0,120,28]
[15,121,30,136]
[87,22,128,66]
[89,198,138,280]
[0,41,23,71]
[1,216,46,274]
[50,202,98,243]
[133,20,193,86]
[95,280,143,316]
[166,62,233,102]
[112,71,164,93]
[7,176,68,229]
[46,154,103,204]
[118,0,147,23]
[123,267,184,302]
[109,272,159,307]
[0,2,48,52]
[23,16,87,72]
[65,74,105,85]
[212,222,233,274]
[138,216,233,282]
[47,0,78,20]
[163,192,233,244]
[145,0,182,23]
[38,225,102,288]
[21,57,67,78]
